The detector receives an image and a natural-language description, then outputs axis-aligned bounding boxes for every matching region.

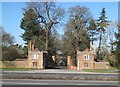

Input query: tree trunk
[98,32,102,60]
[45,23,53,52]
[45,29,49,52]
[92,35,94,45]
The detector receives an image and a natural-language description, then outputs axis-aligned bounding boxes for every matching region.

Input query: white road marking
[2,82,48,85]
[2,79,118,85]
[76,84,118,85]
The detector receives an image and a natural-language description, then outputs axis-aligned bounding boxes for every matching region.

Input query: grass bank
[2,74,118,81]
[0,68,41,71]
[82,68,119,73]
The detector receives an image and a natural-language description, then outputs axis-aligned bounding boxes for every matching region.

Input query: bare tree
[2,27,14,47]
[67,5,92,52]
[63,5,92,65]
[26,2,65,52]
[107,21,118,51]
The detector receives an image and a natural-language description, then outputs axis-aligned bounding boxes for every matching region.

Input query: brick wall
[67,56,72,69]
[70,65,77,70]
[67,56,77,70]
[94,62,110,69]
[1,61,28,68]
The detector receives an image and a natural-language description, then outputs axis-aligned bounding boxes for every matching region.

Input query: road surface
[2,70,118,80]
[2,79,119,86]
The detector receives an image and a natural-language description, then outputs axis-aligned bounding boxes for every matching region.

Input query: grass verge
[82,68,119,73]
[2,75,118,81]
[0,68,41,71]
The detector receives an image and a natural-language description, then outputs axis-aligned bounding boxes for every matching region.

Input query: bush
[2,46,20,61]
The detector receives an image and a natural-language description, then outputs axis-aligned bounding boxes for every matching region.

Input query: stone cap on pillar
[41,51,48,53]
[52,56,56,62]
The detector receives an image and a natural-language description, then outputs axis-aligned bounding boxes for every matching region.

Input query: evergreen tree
[97,8,110,60]
[88,19,97,45]
[112,24,120,68]
[20,8,40,44]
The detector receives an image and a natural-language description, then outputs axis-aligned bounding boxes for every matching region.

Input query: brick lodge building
[1,41,110,70]
[67,42,110,70]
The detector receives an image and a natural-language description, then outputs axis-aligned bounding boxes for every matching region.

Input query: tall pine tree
[20,8,40,44]
[97,8,110,60]
[88,19,97,45]
[113,24,120,68]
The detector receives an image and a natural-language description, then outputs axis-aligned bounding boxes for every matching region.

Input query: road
[2,72,118,78]
[2,79,119,86]
[2,70,118,80]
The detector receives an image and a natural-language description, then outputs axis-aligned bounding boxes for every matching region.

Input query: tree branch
[45,2,52,23]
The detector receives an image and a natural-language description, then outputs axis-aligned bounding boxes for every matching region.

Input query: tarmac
[2,69,119,74]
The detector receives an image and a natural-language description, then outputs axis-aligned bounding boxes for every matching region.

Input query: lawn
[82,68,119,73]
[0,68,41,71]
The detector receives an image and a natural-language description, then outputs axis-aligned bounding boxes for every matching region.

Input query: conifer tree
[97,8,110,60]
[20,8,40,44]
[88,19,97,45]
[113,25,120,68]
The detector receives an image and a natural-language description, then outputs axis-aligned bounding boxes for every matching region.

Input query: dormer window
[84,55,90,60]
[33,51,38,59]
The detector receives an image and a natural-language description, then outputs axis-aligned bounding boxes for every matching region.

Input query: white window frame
[33,52,38,59]
[87,55,90,60]
[84,55,90,60]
